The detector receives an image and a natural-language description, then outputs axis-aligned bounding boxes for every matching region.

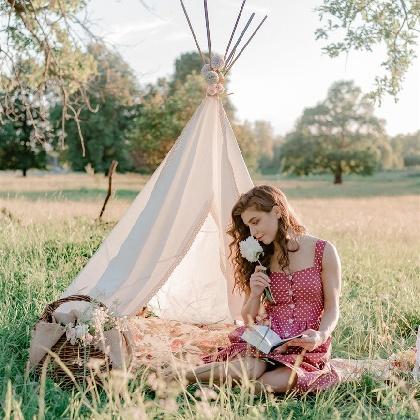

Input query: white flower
[200,63,211,75]
[74,323,89,339]
[204,70,219,85]
[239,236,264,262]
[62,302,121,345]
[65,324,77,345]
[92,307,109,331]
[116,316,130,332]
[211,53,225,70]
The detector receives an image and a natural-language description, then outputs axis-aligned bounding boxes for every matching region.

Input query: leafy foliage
[50,43,139,173]
[127,52,257,174]
[391,130,420,167]
[316,0,420,102]
[0,89,49,176]
[0,0,97,146]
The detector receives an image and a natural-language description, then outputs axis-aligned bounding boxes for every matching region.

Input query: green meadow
[0,170,419,419]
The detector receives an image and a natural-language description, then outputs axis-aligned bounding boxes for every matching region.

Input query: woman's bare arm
[318,241,341,340]
[241,292,265,325]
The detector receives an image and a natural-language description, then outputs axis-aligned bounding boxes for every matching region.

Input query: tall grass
[0,172,419,418]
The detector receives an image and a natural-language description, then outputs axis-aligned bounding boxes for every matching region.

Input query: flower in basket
[239,236,276,304]
[61,301,125,346]
[64,322,93,345]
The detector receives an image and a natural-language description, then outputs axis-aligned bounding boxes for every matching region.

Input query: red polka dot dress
[201,239,341,393]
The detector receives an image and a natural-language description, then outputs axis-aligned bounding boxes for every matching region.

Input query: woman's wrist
[318,330,329,342]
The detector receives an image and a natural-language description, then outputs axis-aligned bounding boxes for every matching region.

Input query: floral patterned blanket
[125,316,416,383]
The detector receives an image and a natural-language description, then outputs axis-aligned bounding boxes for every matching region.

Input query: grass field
[0,170,419,418]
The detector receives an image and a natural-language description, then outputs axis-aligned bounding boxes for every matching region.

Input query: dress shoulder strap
[313,239,327,271]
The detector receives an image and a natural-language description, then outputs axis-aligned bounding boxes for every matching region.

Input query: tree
[0,89,48,176]
[316,0,420,102]
[259,134,285,174]
[0,0,98,147]
[51,43,139,173]
[128,73,206,173]
[233,120,259,174]
[253,120,275,173]
[128,51,237,173]
[171,52,204,87]
[391,130,420,167]
[281,80,386,184]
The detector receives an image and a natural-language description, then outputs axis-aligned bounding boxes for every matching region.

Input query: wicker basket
[35,295,111,387]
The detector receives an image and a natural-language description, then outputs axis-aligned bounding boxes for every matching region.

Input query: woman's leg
[254,366,298,394]
[184,357,267,384]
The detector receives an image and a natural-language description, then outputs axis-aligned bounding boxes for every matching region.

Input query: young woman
[185,185,342,394]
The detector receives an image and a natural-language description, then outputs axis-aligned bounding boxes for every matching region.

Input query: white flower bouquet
[62,302,129,347]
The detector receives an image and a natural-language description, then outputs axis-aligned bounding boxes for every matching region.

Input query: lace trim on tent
[217,98,240,198]
[140,199,213,313]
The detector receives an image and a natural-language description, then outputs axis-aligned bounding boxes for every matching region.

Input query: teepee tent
[57,0,267,325]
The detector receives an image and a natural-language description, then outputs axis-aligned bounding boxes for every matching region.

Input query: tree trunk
[22,168,27,177]
[334,170,342,184]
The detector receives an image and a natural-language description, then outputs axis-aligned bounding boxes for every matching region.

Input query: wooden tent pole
[224,0,246,61]
[204,0,212,62]
[179,0,206,63]
[225,15,268,73]
[224,13,255,69]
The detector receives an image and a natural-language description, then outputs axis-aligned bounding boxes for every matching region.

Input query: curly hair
[227,185,307,299]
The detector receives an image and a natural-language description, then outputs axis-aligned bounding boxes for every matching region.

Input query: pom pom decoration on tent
[179,0,268,96]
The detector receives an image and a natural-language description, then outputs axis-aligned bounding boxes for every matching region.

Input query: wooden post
[98,160,118,221]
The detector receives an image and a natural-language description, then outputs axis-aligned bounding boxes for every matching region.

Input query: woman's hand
[271,342,290,354]
[249,265,271,298]
[285,329,326,352]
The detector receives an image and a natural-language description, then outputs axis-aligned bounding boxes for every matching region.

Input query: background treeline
[0,44,419,183]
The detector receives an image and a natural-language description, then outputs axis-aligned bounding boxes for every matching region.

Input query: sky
[86,0,420,137]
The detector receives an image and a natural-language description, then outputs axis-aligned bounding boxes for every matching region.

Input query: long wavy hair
[227,185,307,298]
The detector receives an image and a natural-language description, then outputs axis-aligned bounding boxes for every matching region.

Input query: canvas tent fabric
[56,96,254,324]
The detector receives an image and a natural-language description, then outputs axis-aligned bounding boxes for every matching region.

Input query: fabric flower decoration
[204,70,219,85]
[211,53,225,70]
[207,85,218,96]
[201,63,211,75]
[216,84,225,94]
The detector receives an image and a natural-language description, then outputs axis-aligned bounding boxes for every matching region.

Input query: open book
[241,325,303,354]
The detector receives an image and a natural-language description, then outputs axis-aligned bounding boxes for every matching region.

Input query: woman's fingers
[251,275,270,288]
[254,272,271,283]
[273,343,288,354]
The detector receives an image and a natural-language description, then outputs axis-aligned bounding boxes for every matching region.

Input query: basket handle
[39,294,107,323]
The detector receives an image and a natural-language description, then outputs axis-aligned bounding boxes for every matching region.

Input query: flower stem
[257,259,276,304]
